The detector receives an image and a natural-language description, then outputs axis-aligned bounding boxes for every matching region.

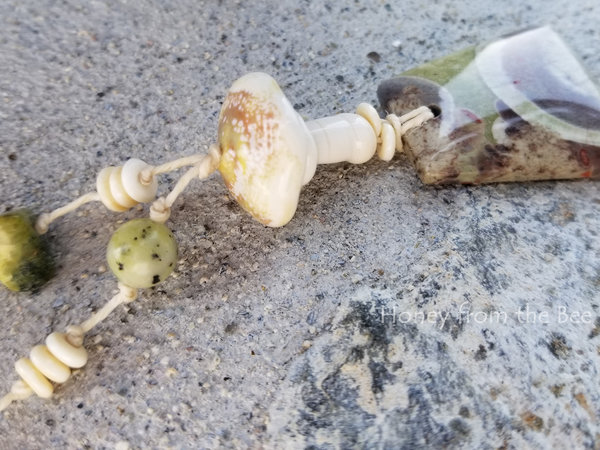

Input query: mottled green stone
[0,210,54,292]
[378,27,600,184]
[106,218,178,288]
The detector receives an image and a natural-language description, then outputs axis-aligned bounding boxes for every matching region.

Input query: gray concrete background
[1,0,599,448]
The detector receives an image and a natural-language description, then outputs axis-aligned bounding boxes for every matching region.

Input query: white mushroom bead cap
[218,72,318,227]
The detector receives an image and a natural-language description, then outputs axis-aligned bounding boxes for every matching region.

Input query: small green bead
[106,218,178,289]
[0,210,54,292]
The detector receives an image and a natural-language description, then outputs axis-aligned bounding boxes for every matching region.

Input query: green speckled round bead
[0,210,54,292]
[106,218,178,289]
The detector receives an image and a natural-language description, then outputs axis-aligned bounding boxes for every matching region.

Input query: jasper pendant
[378,26,600,184]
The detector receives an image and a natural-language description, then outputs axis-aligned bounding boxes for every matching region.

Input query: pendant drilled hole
[428,104,442,118]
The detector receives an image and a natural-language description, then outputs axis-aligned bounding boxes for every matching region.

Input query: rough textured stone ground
[0,0,599,448]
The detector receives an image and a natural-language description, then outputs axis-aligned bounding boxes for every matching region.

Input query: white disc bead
[109,167,138,209]
[121,158,159,203]
[46,332,88,369]
[97,167,128,212]
[378,121,396,161]
[96,159,158,212]
[355,103,400,161]
[15,358,54,399]
[356,102,382,137]
[30,345,71,383]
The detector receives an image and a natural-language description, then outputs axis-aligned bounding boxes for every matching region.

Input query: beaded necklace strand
[0,72,433,412]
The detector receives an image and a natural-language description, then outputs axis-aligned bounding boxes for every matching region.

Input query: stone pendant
[378,26,600,184]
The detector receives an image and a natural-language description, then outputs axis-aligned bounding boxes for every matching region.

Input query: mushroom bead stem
[304,103,434,167]
[306,114,378,165]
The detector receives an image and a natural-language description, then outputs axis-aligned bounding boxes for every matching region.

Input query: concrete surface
[1,0,599,448]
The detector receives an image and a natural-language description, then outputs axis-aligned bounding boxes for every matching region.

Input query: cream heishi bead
[218,72,318,227]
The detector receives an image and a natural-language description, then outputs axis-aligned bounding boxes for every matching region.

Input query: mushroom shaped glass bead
[106,218,177,289]
[0,210,54,292]
[218,72,318,227]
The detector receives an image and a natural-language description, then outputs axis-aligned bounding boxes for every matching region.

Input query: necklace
[0,25,598,414]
